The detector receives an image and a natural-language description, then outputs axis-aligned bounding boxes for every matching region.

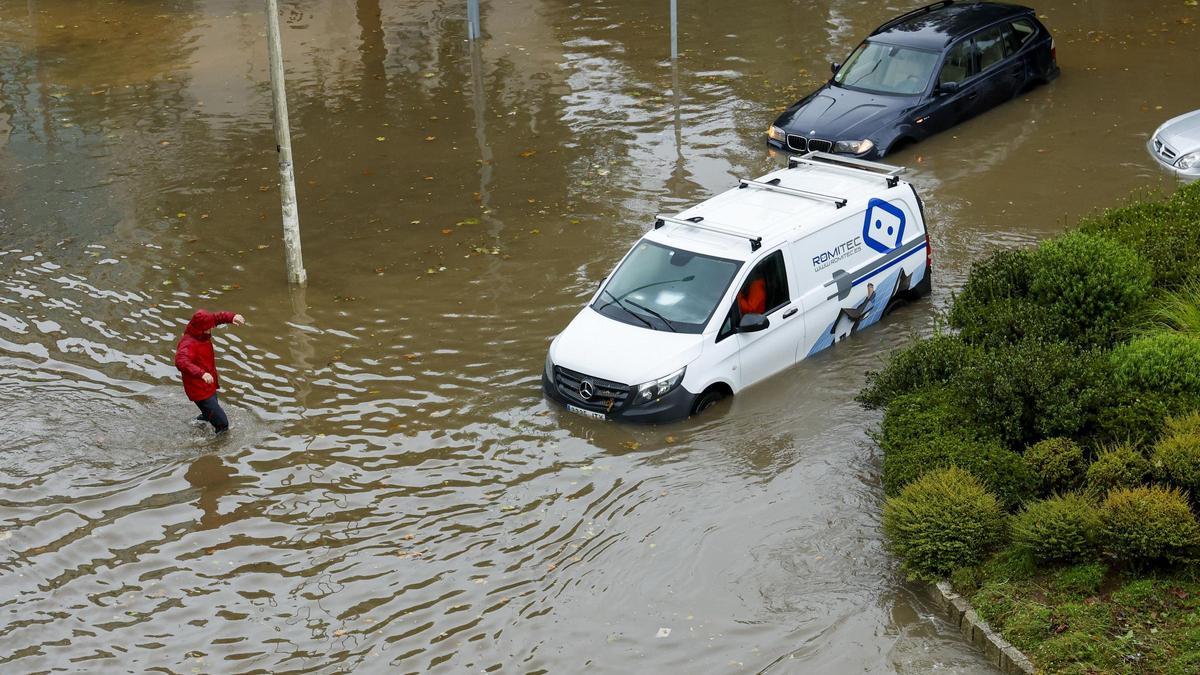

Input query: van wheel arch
[691,383,733,415]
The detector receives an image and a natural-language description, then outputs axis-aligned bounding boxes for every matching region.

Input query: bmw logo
[579,379,595,401]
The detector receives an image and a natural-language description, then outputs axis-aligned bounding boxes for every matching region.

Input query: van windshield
[591,241,741,334]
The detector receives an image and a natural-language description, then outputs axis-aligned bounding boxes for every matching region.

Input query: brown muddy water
[1,0,1197,672]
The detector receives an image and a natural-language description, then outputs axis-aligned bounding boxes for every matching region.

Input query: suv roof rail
[737,177,847,209]
[788,151,906,188]
[655,215,763,252]
[869,0,954,36]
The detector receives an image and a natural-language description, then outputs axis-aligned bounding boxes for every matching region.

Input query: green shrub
[1101,486,1200,568]
[857,334,982,409]
[1028,231,1153,347]
[1025,437,1086,495]
[1112,332,1200,400]
[951,341,1109,449]
[1152,416,1200,496]
[1086,444,1151,496]
[948,249,1054,347]
[1078,181,1200,289]
[1051,561,1106,598]
[1092,389,1179,447]
[1166,410,1200,438]
[878,387,1035,508]
[883,467,1007,581]
[1011,493,1102,563]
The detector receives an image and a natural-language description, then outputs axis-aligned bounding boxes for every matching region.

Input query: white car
[543,152,933,423]
[1148,109,1200,180]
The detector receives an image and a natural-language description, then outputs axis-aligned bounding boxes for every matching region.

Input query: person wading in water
[175,309,245,434]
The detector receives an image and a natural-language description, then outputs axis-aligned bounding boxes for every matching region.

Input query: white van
[543,152,932,423]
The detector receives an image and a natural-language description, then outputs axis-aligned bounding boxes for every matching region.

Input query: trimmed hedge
[1027,232,1152,347]
[1152,412,1200,497]
[1111,332,1200,400]
[1078,181,1200,289]
[883,467,1007,581]
[858,334,982,410]
[1086,444,1150,496]
[948,249,1053,347]
[877,387,1035,508]
[1011,493,1102,564]
[950,341,1108,449]
[1025,438,1086,495]
[1101,485,1200,568]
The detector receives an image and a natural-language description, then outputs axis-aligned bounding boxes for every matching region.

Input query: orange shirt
[737,278,766,315]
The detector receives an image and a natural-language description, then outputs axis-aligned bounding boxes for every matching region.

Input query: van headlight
[767,125,787,142]
[544,351,554,380]
[833,139,874,155]
[1178,152,1200,170]
[635,367,686,403]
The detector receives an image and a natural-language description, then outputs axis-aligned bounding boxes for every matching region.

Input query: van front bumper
[542,372,695,424]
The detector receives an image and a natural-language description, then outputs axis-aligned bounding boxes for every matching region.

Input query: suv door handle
[782,308,798,319]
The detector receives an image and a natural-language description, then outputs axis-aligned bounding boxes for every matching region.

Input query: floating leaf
[376,136,386,141]
[519,149,537,158]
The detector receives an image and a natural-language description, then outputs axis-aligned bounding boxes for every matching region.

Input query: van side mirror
[935,80,959,95]
[738,313,769,333]
[830,61,841,75]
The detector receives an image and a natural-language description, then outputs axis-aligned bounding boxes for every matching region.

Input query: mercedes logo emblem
[578,379,595,401]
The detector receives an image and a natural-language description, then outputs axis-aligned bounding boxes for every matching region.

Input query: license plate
[567,404,607,421]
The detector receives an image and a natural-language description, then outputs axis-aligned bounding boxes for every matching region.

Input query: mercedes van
[542,152,932,423]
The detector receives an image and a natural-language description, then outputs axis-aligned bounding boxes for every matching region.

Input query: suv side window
[975,25,1009,71]
[938,39,976,85]
[1009,18,1037,47]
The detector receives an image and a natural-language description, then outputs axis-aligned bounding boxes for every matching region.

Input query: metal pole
[265,0,307,286]
[467,0,481,40]
[670,0,677,60]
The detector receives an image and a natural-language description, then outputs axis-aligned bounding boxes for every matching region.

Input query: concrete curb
[929,581,1036,674]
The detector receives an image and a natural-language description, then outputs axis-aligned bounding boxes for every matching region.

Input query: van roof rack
[870,0,954,36]
[788,151,906,188]
[654,214,762,251]
[737,177,847,209]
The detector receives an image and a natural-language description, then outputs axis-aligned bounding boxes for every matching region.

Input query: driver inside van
[737,272,767,315]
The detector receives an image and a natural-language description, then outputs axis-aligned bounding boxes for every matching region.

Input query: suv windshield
[591,241,741,333]
[833,41,939,95]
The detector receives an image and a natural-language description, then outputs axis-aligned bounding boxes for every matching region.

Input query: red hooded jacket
[175,310,236,401]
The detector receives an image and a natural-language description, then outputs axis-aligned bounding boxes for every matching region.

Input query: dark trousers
[194,393,230,433]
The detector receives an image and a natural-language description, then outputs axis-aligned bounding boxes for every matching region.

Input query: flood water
[1,0,1197,671]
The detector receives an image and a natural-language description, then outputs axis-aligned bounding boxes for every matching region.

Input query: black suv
[767,1,1058,159]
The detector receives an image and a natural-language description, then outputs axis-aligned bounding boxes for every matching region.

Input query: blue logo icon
[862,198,905,253]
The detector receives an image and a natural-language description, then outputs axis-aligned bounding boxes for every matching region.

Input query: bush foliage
[1078,181,1200,289]
[1152,412,1200,497]
[1111,332,1200,401]
[877,388,1034,508]
[1011,493,1102,564]
[1025,438,1086,495]
[883,467,1007,581]
[1086,444,1150,496]
[858,334,982,409]
[1100,485,1200,568]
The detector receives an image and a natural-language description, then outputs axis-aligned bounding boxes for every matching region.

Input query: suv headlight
[635,367,685,403]
[767,125,787,142]
[1177,151,1200,170]
[833,139,874,155]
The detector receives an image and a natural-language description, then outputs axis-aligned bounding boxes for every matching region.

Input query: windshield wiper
[596,275,694,311]
[624,299,678,333]
[847,59,882,86]
[598,288,652,329]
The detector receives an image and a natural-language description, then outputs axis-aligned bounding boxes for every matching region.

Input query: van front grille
[554,366,631,411]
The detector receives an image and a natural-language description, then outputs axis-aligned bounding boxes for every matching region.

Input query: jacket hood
[774,84,915,141]
[185,310,218,338]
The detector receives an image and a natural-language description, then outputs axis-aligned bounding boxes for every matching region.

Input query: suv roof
[645,155,911,261]
[870,1,1033,50]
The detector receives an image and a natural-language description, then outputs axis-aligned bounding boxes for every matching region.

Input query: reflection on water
[1,0,1197,671]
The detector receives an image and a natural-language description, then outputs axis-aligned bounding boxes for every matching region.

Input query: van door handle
[782,308,798,319]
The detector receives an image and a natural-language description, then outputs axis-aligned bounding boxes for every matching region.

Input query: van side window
[938,39,976,85]
[737,250,790,317]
